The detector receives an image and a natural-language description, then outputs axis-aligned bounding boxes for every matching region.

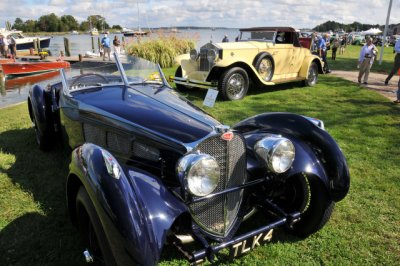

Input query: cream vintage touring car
[174,27,325,100]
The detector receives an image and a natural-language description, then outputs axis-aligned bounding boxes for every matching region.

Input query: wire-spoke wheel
[219,67,249,101]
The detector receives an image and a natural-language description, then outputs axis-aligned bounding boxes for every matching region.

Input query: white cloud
[0,0,398,30]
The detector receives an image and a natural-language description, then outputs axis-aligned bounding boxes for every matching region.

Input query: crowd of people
[0,34,16,59]
[310,31,400,104]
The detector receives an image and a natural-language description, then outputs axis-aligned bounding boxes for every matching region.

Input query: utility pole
[379,0,393,65]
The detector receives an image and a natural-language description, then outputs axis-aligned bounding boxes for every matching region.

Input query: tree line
[11,14,122,32]
[312,20,394,33]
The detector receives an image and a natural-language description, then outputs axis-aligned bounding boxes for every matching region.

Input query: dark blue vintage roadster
[27,55,349,265]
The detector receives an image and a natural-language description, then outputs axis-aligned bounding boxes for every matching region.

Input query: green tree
[112,25,122,30]
[61,15,79,31]
[13,18,24,31]
[38,13,60,32]
[24,20,38,32]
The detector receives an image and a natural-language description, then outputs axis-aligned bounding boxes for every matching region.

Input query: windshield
[239,31,275,42]
[61,54,165,95]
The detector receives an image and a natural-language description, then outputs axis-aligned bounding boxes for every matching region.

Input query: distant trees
[11,14,119,33]
[313,20,384,32]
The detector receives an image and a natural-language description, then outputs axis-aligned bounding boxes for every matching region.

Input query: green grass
[1,52,400,265]
[328,44,395,73]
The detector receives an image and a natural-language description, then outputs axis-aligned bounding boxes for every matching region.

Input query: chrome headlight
[207,49,217,62]
[177,153,220,197]
[254,135,295,173]
[190,49,198,60]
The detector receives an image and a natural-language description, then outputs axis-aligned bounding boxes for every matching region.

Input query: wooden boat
[1,61,70,76]
[5,70,60,89]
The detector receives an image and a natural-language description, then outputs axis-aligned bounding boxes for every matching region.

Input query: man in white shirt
[358,37,376,84]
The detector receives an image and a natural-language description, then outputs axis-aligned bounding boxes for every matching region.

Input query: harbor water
[0,28,239,109]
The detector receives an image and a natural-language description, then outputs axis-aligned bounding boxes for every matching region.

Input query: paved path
[330,70,398,101]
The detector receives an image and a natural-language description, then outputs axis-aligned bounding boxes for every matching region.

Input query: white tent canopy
[361,28,382,35]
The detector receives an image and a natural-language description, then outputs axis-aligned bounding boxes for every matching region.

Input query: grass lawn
[1,48,399,265]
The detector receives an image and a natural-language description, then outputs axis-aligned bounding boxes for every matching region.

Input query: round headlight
[190,49,198,60]
[254,136,295,173]
[177,154,220,197]
[207,49,217,62]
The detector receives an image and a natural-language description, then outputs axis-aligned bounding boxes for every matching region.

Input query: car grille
[189,134,247,237]
[199,49,216,72]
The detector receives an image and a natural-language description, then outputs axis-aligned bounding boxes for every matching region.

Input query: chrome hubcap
[258,59,273,81]
[227,73,245,97]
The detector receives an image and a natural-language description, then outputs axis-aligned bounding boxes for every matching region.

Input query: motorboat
[0,61,70,76]
[0,28,51,51]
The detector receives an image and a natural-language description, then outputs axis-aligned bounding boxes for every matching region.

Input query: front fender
[234,112,350,202]
[67,143,187,265]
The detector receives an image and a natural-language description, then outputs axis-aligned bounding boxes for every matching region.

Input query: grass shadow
[0,128,84,265]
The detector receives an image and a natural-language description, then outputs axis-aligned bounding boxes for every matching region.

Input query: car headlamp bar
[188,178,265,204]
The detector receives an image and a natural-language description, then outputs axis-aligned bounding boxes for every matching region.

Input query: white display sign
[203,88,219,107]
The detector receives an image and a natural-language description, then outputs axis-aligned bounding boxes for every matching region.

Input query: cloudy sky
[0,0,399,29]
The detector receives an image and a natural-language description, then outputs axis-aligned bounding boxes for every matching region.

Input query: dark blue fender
[67,143,187,265]
[28,85,54,137]
[234,112,350,202]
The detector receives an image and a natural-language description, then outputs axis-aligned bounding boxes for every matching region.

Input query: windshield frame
[60,53,167,97]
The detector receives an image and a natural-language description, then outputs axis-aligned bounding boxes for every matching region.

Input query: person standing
[113,35,121,55]
[384,37,400,86]
[8,36,16,59]
[222,35,229,42]
[319,33,331,73]
[332,37,339,60]
[0,35,4,57]
[101,33,111,61]
[357,37,377,84]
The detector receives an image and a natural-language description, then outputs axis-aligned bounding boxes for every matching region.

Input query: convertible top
[239,27,297,32]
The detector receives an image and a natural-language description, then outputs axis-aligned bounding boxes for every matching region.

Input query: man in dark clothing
[384,38,400,87]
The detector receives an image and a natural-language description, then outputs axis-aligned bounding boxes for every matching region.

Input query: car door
[289,32,306,75]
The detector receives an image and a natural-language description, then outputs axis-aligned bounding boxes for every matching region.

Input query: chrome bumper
[173,76,218,89]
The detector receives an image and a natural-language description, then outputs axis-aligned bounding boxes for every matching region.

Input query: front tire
[76,187,116,265]
[276,174,334,237]
[218,67,249,101]
[174,66,189,92]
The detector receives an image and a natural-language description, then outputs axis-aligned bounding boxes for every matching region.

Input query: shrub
[125,34,195,68]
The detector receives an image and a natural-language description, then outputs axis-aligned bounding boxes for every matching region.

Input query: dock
[16,54,107,64]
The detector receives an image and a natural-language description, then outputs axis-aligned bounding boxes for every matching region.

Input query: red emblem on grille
[221,132,234,141]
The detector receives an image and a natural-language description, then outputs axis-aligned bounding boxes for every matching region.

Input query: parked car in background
[174,27,325,101]
[349,33,363,45]
[27,55,349,265]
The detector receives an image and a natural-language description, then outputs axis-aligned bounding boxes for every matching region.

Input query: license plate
[229,229,274,259]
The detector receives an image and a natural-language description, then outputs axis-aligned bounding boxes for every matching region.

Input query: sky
[0,0,399,30]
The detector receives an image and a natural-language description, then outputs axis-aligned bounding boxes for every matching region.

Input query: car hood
[74,85,220,144]
[214,41,270,50]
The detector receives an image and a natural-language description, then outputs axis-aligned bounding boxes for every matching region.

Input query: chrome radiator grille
[199,49,215,72]
[189,134,247,237]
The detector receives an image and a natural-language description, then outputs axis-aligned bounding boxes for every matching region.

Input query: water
[0,28,239,109]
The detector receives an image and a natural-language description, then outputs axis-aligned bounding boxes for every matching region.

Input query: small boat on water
[122,27,150,37]
[1,61,70,76]
[0,28,51,51]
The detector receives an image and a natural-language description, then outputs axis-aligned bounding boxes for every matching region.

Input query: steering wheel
[70,73,109,88]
